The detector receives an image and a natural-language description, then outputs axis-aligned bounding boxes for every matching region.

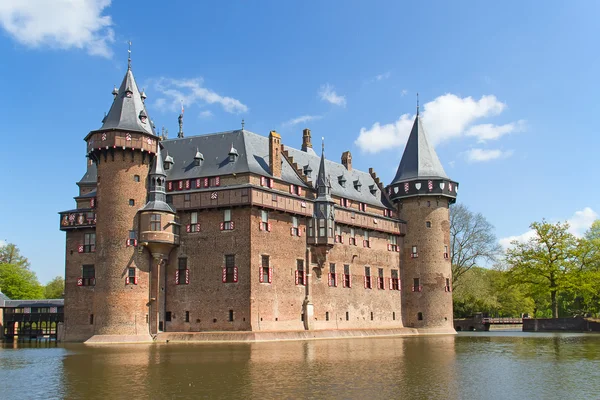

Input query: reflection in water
[0,332,599,400]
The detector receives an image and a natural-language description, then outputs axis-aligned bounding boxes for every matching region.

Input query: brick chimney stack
[269,130,282,178]
[301,128,312,151]
[341,151,352,171]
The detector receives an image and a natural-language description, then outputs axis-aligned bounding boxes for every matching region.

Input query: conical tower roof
[390,114,448,184]
[99,67,155,135]
[149,142,166,177]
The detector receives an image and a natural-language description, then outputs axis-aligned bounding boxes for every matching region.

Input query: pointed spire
[178,101,184,138]
[99,56,155,135]
[390,111,448,184]
[150,143,166,177]
[316,138,332,201]
[142,144,174,213]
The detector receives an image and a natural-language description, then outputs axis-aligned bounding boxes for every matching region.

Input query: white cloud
[282,115,322,127]
[465,148,513,163]
[499,207,599,249]
[319,84,346,107]
[151,77,248,114]
[355,93,520,154]
[374,72,391,81]
[467,120,526,142]
[0,0,115,58]
[199,110,213,118]
[401,89,408,96]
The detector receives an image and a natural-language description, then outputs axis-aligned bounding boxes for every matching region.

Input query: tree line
[451,204,600,319]
[0,243,64,299]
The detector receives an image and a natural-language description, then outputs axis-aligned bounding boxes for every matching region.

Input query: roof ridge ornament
[127,40,132,70]
[416,92,419,116]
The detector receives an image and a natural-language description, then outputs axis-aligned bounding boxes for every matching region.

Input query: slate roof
[283,144,391,208]
[160,130,306,187]
[2,299,64,308]
[141,143,175,213]
[77,162,97,186]
[98,67,155,136]
[390,114,448,184]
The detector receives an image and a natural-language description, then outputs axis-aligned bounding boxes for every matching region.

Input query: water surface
[1,331,599,399]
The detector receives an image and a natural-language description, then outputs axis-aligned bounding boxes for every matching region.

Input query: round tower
[386,109,458,332]
[84,62,159,339]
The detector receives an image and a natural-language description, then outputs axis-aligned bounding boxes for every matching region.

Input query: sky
[0,1,598,284]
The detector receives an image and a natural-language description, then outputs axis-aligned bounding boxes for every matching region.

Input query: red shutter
[259,222,264,231]
[389,278,393,290]
[178,181,183,190]
[233,266,238,283]
[230,221,235,229]
[298,228,302,237]
[298,187,302,196]
[126,239,130,247]
[268,267,273,283]
[196,178,201,188]
[387,243,391,251]
[261,177,266,186]
[222,267,227,283]
[77,278,83,286]
[396,247,400,253]
[290,227,294,236]
[185,180,190,189]
[303,272,307,286]
[168,182,173,191]
[90,198,95,208]
[289,184,293,194]
[340,198,343,206]
[220,222,225,231]
[349,275,352,288]
[204,178,209,188]
[186,224,191,233]
[134,277,138,285]
[295,270,299,285]
[328,273,332,287]
[259,267,264,283]
[185,269,190,284]
[364,276,367,288]
[175,270,180,285]
[268,179,274,188]
[215,176,221,186]
[341,236,344,244]
[342,275,346,288]
[335,236,338,243]
[126,276,130,285]
[195,224,200,232]
[363,240,367,247]
[267,222,272,232]
[78,245,84,253]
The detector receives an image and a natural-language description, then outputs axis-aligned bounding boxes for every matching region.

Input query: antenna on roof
[416,92,419,116]
[241,119,245,130]
[127,41,132,70]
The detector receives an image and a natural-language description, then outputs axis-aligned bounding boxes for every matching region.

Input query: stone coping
[81,327,456,345]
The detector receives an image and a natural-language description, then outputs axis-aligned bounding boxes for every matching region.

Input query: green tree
[44,276,65,299]
[0,243,31,269]
[450,204,501,286]
[505,220,577,318]
[0,263,43,299]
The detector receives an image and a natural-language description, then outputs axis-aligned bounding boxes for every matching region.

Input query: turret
[77,51,159,340]
[307,140,335,246]
[386,104,458,333]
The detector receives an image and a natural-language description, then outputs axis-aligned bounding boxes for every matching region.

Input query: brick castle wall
[399,197,453,329]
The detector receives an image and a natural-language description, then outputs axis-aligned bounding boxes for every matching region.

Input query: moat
[1,332,599,400]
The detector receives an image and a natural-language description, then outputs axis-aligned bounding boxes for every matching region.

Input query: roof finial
[178,101,184,139]
[322,136,325,153]
[127,41,132,70]
[241,119,245,130]
[416,92,419,116]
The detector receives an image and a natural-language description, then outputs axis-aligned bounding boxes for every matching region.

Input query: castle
[59,61,458,342]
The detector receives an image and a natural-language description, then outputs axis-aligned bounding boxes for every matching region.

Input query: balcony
[59,210,95,231]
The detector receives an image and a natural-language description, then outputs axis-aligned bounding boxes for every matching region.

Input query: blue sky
[0,1,598,284]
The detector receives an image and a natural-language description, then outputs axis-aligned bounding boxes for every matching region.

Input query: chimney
[302,128,312,151]
[341,151,352,171]
[269,130,282,178]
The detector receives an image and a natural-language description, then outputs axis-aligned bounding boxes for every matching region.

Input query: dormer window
[194,149,204,167]
[139,110,147,124]
[354,179,362,191]
[125,87,133,98]
[303,165,313,178]
[369,185,377,195]
[338,175,346,187]
[228,144,239,163]
[164,153,174,170]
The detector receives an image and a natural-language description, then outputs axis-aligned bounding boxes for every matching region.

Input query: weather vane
[127,40,132,70]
